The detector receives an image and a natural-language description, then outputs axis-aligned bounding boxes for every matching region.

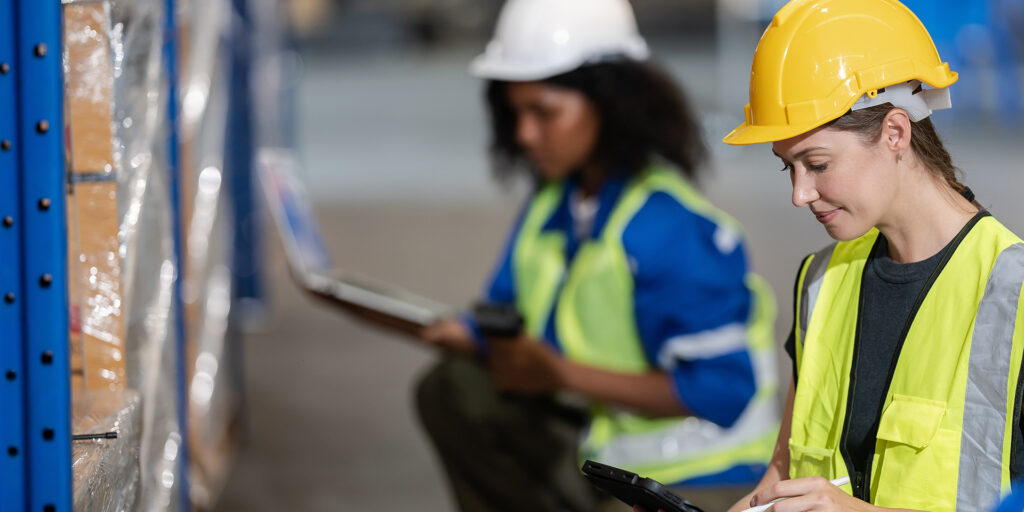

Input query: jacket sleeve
[623,191,757,428]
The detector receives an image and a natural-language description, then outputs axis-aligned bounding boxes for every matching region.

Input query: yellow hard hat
[723,0,958,145]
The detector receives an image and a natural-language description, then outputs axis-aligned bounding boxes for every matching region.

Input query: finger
[751,486,779,506]
[779,476,831,496]
[753,479,807,505]
[755,477,831,507]
[766,494,822,512]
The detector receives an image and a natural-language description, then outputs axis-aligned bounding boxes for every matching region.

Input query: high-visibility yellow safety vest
[512,165,779,484]
[791,213,1024,511]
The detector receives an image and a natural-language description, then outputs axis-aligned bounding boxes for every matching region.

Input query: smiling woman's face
[773,124,900,241]
[505,81,601,181]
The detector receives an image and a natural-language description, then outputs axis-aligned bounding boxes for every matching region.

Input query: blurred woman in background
[415,0,780,510]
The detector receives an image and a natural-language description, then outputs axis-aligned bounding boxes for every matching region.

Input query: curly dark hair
[484,59,708,184]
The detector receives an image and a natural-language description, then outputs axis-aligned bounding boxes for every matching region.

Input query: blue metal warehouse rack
[0,0,270,507]
[1,0,72,510]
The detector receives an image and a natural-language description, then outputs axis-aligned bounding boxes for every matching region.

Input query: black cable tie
[72,431,118,441]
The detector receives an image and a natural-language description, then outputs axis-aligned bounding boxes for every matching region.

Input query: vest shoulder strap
[520,181,564,234]
[602,165,742,243]
[793,230,878,367]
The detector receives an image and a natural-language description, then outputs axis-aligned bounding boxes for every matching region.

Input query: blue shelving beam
[0,0,27,506]
[2,0,72,510]
[229,0,263,315]
[162,0,192,508]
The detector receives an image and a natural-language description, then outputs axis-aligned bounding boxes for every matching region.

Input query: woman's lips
[814,209,840,223]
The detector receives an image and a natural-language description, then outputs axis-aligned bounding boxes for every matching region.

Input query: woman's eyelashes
[807,161,829,172]
[778,160,829,173]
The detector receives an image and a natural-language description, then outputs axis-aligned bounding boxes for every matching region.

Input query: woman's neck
[576,163,606,199]
[877,165,979,263]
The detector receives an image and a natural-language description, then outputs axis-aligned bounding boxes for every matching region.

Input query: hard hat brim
[469,54,582,82]
[722,120,828,146]
[469,42,650,82]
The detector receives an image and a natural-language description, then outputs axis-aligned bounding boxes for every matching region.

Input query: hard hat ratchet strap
[851,80,952,122]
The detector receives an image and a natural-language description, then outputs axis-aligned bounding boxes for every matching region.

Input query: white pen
[740,476,852,512]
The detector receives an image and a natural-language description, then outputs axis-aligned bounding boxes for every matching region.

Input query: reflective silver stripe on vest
[958,242,1024,511]
[595,373,780,468]
[797,244,836,351]
[657,323,748,368]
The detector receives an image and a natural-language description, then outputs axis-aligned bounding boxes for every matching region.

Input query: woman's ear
[881,109,912,156]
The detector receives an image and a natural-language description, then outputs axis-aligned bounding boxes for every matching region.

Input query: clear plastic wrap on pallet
[62,0,250,509]
[177,0,244,505]
[186,258,237,508]
[64,0,126,393]
[71,389,142,510]
[62,2,143,508]
[108,0,185,509]
[61,0,293,507]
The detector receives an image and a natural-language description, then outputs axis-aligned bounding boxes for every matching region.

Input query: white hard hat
[470,0,650,81]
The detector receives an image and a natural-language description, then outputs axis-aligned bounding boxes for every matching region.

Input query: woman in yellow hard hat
[721,0,1024,511]
[412,0,780,510]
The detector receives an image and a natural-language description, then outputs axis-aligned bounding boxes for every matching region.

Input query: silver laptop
[257,148,451,328]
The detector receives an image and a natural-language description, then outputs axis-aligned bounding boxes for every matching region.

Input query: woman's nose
[791,171,820,208]
[516,115,540,149]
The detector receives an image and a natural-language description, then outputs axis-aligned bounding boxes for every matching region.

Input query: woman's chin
[536,167,571,182]
[824,221,872,242]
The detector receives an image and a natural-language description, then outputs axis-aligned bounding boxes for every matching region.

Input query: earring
[896,153,903,163]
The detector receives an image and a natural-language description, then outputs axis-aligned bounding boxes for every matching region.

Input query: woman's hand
[487,337,565,394]
[727,489,759,512]
[419,318,476,355]
[751,477,874,512]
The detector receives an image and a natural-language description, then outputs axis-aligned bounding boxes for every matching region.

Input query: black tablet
[582,460,704,512]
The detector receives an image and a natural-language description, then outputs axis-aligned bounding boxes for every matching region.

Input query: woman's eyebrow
[772,146,826,161]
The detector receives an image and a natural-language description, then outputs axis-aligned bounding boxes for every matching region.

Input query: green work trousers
[415,356,606,512]
[415,356,753,512]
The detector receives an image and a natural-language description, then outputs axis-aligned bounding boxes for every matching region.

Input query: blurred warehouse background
[214,0,1024,510]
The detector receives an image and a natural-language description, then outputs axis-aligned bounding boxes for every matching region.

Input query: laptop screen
[257,148,334,276]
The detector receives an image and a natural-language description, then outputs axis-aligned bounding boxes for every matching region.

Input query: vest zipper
[838,267,870,500]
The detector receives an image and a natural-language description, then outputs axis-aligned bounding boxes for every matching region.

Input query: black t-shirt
[784,223,1024,494]
[844,235,946,486]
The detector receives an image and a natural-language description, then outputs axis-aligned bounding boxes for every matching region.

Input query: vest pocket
[788,440,833,479]
[873,394,956,509]
[875,394,945,449]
